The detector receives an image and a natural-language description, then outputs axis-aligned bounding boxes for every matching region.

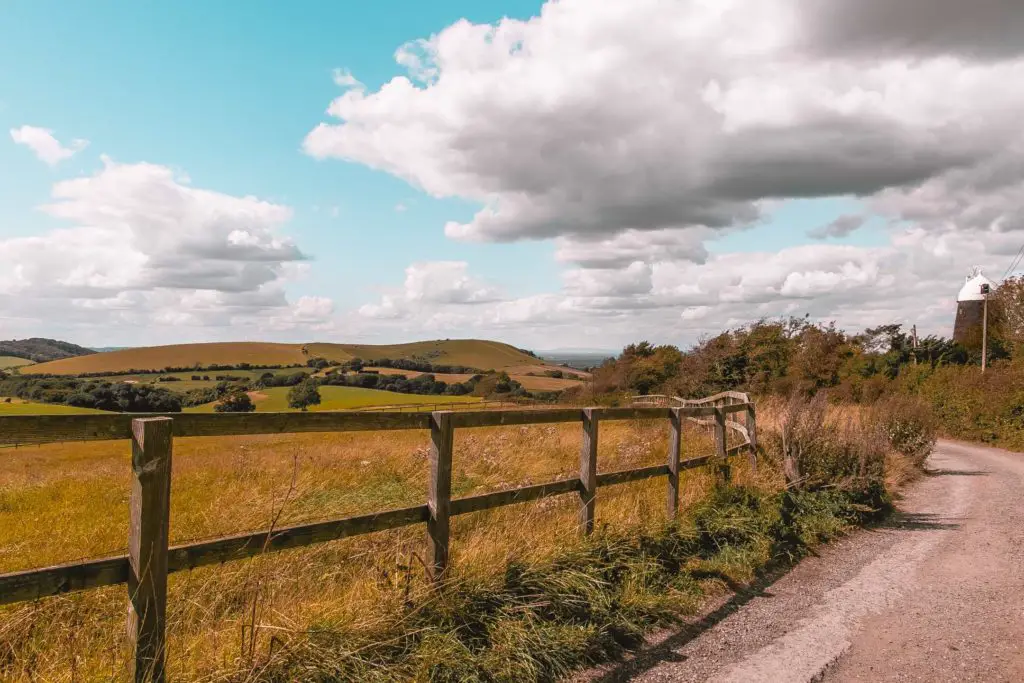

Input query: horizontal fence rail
[0,398,756,682]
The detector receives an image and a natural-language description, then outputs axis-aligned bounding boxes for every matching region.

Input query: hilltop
[0,338,95,363]
[24,339,549,376]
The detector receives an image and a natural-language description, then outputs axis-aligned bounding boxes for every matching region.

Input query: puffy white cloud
[10,125,88,165]
[0,158,335,341]
[358,261,500,320]
[564,261,653,297]
[316,0,1024,349]
[304,0,1024,245]
[556,228,711,268]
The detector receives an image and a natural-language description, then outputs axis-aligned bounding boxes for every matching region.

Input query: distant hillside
[306,340,541,370]
[26,339,549,376]
[27,342,308,375]
[0,338,96,363]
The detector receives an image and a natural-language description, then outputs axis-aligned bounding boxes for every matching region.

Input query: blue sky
[0,0,563,309]
[1,1,1017,349]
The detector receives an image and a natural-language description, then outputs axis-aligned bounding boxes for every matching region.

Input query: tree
[215,392,256,413]
[288,380,321,411]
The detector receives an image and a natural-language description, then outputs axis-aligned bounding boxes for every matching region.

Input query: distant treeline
[333,357,483,375]
[46,362,308,378]
[0,375,181,412]
[321,371,482,396]
[0,338,96,363]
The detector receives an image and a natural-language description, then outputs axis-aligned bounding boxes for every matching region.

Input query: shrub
[870,395,937,465]
[215,392,256,413]
[770,394,887,489]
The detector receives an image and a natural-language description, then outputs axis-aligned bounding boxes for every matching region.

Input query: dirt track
[581,439,1024,682]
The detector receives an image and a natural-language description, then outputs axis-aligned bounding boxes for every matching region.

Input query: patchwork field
[186,385,483,412]
[0,356,34,370]
[513,374,587,391]
[87,368,309,394]
[0,397,106,415]
[364,366,480,383]
[308,339,542,370]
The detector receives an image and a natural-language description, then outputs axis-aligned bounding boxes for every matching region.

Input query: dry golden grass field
[26,339,557,377]
[363,367,480,384]
[27,343,308,375]
[0,416,733,681]
[0,397,919,682]
[0,357,34,370]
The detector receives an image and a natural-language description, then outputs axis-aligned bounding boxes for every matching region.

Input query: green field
[0,356,34,370]
[0,398,107,415]
[186,386,482,413]
[87,368,308,394]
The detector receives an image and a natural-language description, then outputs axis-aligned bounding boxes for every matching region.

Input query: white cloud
[332,68,363,89]
[0,158,336,341]
[403,261,499,304]
[314,0,1024,349]
[303,0,1024,245]
[10,125,88,165]
[358,261,500,321]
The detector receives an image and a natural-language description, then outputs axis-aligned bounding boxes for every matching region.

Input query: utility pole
[981,283,990,373]
[911,324,918,365]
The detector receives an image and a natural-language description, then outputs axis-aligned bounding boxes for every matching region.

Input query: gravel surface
[574,439,1024,683]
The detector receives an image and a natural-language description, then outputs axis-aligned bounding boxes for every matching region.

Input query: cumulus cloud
[304,0,1024,246]
[0,158,334,340]
[313,0,1024,349]
[808,214,865,240]
[10,125,88,165]
[358,261,500,321]
[797,0,1024,60]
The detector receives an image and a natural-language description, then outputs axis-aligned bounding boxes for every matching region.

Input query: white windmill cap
[957,268,995,302]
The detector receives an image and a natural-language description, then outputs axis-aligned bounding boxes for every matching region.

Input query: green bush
[871,395,936,465]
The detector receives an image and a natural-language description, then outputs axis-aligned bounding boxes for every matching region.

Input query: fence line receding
[0,395,756,682]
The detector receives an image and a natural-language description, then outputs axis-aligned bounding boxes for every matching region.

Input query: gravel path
[576,439,1024,683]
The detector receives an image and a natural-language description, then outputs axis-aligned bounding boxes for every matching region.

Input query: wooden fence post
[713,406,730,484]
[128,417,173,683]
[427,411,453,582]
[746,403,758,472]
[667,407,682,519]
[579,408,600,535]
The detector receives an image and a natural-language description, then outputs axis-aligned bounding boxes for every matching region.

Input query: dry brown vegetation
[0,397,931,681]
[27,343,309,376]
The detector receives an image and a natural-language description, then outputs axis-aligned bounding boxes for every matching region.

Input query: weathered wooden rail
[0,399,756,682]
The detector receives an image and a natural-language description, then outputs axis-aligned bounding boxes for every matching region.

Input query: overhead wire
[1001,241,1024,281]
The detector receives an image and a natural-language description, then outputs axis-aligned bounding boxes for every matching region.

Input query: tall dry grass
[0,400,930,681]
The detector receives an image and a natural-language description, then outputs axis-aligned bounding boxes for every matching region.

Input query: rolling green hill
[26,342,309,376]
[306,340,540,369]
[27,339,544,376]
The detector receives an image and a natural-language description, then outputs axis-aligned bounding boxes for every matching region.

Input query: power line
[1001,241,1024,281]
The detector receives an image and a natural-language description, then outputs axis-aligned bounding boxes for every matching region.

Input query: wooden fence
[0,398,756,682]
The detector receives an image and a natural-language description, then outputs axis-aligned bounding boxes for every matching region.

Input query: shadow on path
[878,511,960,532]
[585,563,796,683]
[924,468,989,477]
